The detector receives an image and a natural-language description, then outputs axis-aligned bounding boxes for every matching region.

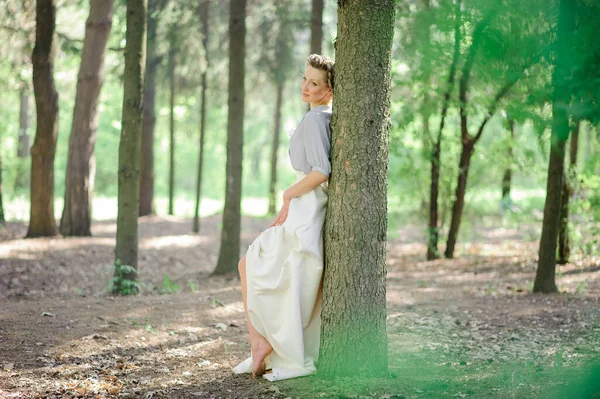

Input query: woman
[233,54,334,381]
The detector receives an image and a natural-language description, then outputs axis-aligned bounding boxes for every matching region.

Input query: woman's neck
[310,101,332,110]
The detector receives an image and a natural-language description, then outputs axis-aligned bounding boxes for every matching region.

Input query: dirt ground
[0,215,599,399]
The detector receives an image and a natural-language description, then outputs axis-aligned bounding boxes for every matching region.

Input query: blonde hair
[307,54,334,91]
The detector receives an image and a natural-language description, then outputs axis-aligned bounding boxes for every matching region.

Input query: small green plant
[145,316,157,334]
[161,275,181,294]
[188,280,198,293]
[576,279,588,295]
[486,282,495,295]
[108,259,140,296]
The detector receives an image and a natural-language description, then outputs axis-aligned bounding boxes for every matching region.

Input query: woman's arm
[283,170,328,201]
[269,170,328,227]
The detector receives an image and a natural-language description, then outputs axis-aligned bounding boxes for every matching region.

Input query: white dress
[233,106,332,381]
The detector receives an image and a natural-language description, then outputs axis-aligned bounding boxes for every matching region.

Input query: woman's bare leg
[238,256,273,376]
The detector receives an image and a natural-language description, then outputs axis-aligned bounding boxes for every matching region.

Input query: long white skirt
[232,172,328,381]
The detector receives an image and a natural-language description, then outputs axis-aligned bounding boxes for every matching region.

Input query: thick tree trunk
[267,81,284,215]
[310,0,323,54]
[139,0,163,217]
[27,0,59,238]
[113,0,147,292]
[444,141,475,258]
[557,119,580,264]
[320,0,395,379]
[502,119,515,202]
[0,127,4,224]
[167,41,176,216]
[60,0,113,237]
[534,0,576,293]
[212,0,246,276]
[193,0,210,233]
[18,89,31,158]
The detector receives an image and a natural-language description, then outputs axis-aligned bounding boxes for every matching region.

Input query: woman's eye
[312,82,317,86]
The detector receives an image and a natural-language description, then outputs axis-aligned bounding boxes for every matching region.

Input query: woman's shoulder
[306,105,332,123]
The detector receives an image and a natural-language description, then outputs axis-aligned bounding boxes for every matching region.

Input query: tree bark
[557,119,580,264]
[427,0,460,261]
[310,0,323,54]
[60,0,113,237]
[114,0,147,292]
[18,89,31,158]
[139,0,164,217]
[267,81,284,215]
[319,0,395,379]
[193,0,210,233]
[167,40,176,216]
[502,119,515,202]
[534,0,576,293]
[27,0,59,238]
[212,0,246,276]
[0,124,4,224]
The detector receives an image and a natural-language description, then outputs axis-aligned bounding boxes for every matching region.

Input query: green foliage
[108,259,140,296]
[160,275,181,294]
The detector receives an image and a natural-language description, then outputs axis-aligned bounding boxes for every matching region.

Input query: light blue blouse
[288,105,332,176]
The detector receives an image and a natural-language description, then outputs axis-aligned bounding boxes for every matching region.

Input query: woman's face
[301,65,332,107]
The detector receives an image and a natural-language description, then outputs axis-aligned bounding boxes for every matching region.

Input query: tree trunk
[193,0,210,233]
[427,139,441,259]
[167,41,176,216]
[501,119,515,203]
[212,0,246,276]
[427,0,461,261]
[319,0,395,379]
[267,81,284,215]
[557,119,580,264]
[534,0,576,293]
[310,0,323,54]
[0,125,4,224]
[113,0,147,293]
[139,0,163,217]
[27,0,59,238]
[18,89,31,158]
[60,0,113,237]
[444,141,475,258]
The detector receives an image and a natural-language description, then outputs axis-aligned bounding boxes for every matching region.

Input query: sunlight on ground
[139,235,209,250]
[5,196,270,221]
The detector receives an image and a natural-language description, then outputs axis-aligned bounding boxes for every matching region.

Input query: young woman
[233,54,334,381]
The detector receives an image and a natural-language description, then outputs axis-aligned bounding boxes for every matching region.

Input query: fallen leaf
[42,312,55,317]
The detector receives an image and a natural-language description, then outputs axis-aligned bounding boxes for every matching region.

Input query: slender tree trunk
[444,141,475,258]
[60,0,113,237]
[534,0,576,293]
[267,81,284,215]
[427,0,461,261]
[320,0,395,379]
[310,0,323,54]
[428,139,441,259]
[167,41,176,216]
[139,0,163,217]
[502,119,515,202]
[18,89,31,158]
[113,0,147,293]
[193,0,210,233]
[27,0,59,238]
[557,119,580,264]
[212,0,246,276]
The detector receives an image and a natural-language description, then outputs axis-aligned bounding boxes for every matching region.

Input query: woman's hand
[269,199,291,227]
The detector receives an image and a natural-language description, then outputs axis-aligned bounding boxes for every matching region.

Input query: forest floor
[0,215,599,399]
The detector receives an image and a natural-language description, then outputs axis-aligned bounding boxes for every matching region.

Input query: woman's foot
[251,336,273,377]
